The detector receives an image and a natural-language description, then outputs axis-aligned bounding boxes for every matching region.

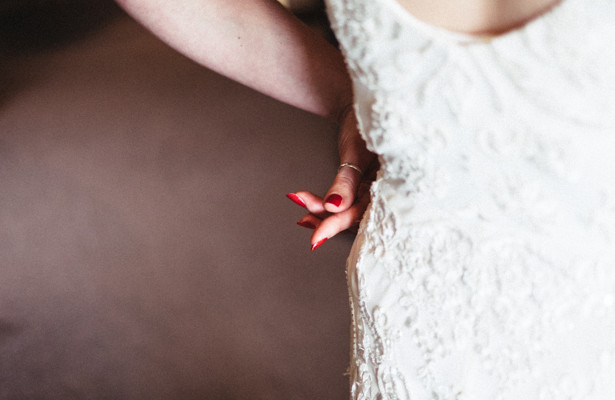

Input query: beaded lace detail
[325,0,615,398]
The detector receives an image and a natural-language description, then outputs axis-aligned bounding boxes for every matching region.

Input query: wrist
[334,102,355,126]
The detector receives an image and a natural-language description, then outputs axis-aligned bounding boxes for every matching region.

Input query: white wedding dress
[324,0,615,398]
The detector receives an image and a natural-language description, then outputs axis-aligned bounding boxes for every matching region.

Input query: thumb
[323,108,375,213]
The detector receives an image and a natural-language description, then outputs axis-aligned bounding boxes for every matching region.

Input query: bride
[112,0,564,250]
[116,0,615,398]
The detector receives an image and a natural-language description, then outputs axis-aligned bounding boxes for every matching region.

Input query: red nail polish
[297,221,316,229]
[311,237,328,251]
[286,193,306,208]
[325,194,343,207]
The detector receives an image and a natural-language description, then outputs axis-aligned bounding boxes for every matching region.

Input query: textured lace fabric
[324,0,615,399]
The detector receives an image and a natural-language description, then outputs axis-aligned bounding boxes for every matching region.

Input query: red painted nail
[311,237,328,251]
[286,193,306,208]
[325,194,343,207]
[297,221,316,229]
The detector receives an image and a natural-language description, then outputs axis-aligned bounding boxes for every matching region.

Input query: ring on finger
[338,162,363,175]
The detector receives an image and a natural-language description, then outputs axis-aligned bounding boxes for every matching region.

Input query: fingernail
[325,194,343,207]
[297,221,316,229]
[311,237,328,251]
[286,193,306,208]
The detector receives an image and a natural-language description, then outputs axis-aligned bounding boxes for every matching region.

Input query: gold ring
[338,163,363,175]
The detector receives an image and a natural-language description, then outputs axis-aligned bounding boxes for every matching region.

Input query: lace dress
[324,0,615,398]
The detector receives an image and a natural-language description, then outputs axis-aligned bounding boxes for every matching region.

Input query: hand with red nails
[116,0,377,251]
[288,108,379,251]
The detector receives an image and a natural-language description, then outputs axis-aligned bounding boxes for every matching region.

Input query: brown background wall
[0,2,352,399]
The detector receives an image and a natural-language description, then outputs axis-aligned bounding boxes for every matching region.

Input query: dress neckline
[380,0,572,46]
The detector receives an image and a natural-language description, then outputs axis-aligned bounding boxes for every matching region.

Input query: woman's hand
[287,107,378,250]
[116,0,372,250]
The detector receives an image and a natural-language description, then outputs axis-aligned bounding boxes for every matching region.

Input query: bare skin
[116,0,557,250]
[396,0,563,36]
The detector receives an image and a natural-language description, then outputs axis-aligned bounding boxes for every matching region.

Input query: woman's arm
[117,0,376,249]
[116,0,352,121]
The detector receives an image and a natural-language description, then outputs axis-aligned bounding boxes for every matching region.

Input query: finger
[322,155,377,213]
[324,110,376,213]
[296,214,322,230]
[287,191,328,218]
[310,192,371,251]
[322,166,363,213]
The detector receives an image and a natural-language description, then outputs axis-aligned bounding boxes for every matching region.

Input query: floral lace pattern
[326,0,615,398]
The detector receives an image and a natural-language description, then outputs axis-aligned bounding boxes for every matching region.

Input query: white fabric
[324,0,615,398]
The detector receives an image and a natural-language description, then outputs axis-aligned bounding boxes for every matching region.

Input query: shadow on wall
[0,0,124,55]
[0,0,124,109]
[0,1,351,399]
